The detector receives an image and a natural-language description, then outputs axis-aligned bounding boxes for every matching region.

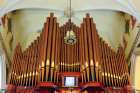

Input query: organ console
[7,13,131,93]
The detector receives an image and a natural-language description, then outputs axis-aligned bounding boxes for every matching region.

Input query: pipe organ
[8,13,131,93]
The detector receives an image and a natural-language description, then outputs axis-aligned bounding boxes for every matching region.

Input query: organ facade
[7,13,131,93]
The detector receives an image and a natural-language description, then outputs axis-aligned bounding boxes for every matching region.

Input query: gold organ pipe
[9,47,16,84]
[112,51,117,87]
[22,51,27,86]
[85,15,94,81]
[40,23,47,82]
[90,16,100,82]
[76,27,80,72]
[101,40,108,86]
[83,18,90,82]
[56,28,61,83]
[54,23,59,82]
[32,43,38,86]
[28,43,34,86]
[62,26,65,72]
[103,42,110,86]
[73,25,76,72]
[116,47,122,87]
[10,45,19,85]
[105,44,112,86]
[45,14,54,81]
[9,13,131,89]
[34,37,40,86]
[79,24,84,83]
[59,27,61,72]
[17,50,22,86]
[110,49,116,86]
[81,23,87,83]
[41,19,49,82]
[100,39,106,86]
[50,18,57,82]
[14,46,20,85]
[119,48,124,87]
[107,45,114,86]
[64,23,67,72]
[114,49,119,87]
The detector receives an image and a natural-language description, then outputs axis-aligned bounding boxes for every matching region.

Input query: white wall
[0,26,7,91]
[0,54,6,90]
[134,55,140,91]
[11,9,126,51]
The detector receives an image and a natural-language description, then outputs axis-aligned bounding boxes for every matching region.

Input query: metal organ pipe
[8,13,130,89]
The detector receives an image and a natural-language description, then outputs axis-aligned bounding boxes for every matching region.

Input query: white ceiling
[0,0,140,21]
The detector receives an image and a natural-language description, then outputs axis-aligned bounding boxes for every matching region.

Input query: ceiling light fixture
[64,0,76,45]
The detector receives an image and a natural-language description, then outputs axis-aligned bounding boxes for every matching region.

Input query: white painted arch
[0,0,140,21]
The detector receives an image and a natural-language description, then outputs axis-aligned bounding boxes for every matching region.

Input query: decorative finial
[50,13,54,17]
[86,13,90,18]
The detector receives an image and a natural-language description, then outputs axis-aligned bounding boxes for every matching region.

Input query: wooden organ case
[7,13,131,93]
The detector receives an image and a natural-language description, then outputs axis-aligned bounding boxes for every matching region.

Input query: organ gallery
[7,13,131,93]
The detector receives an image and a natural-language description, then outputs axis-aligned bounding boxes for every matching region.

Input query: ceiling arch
[0,0,140,21]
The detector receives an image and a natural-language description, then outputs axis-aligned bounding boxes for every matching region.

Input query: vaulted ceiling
[0,0,140,21]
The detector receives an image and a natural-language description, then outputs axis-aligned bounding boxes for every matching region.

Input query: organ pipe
[9,13,130,88]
